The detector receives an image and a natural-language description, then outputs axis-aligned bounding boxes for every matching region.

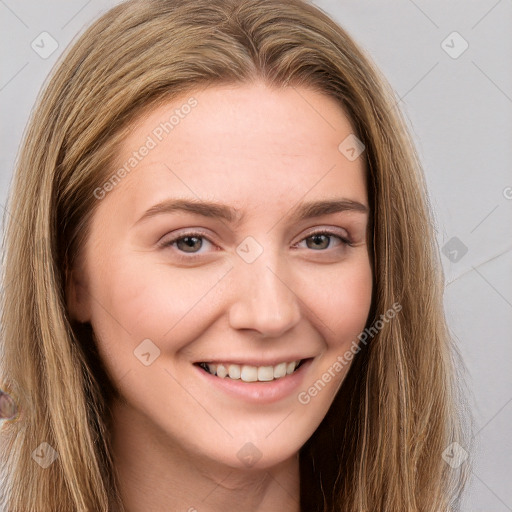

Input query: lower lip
[194,359,313,404]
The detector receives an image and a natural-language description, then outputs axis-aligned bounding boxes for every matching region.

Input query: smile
[196,360,306,382]
[193,357,314,403]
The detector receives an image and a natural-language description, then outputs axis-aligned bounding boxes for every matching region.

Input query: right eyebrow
[133,198,243,227]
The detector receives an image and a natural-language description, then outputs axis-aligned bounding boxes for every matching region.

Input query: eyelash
[158,229,352,259]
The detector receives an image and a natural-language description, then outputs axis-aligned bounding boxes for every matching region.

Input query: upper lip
[194,356,313,367]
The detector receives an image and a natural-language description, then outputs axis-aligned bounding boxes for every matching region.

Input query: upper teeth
[202,360,301,382]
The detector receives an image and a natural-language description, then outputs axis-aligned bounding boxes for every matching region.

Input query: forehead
[104,82,368,222]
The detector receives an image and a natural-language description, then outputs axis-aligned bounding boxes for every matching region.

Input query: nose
[228,256,302,338]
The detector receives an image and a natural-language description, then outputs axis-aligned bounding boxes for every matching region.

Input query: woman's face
[68,81,372,470]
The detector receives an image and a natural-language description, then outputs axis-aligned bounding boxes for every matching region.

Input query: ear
[65,265,92,324]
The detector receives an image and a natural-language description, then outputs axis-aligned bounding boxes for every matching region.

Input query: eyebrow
[134,197,369,227]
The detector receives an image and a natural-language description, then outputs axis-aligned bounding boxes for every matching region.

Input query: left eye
[294,231,351,251]
[159,229,351,257]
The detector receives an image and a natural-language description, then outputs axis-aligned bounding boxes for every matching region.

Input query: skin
[67,81,373,512]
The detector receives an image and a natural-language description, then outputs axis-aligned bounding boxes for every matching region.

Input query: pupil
[307,234,328,250]
[178,236,202,252]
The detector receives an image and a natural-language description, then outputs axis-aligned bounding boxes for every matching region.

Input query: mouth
[194,358,310,383]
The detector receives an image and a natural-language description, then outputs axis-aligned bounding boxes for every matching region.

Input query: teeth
[216,364,228,378]
[241,365,257,382]
[228,364,241,379]
[274,362,287,378]
[202,360,302,382]
[258,366,274,381]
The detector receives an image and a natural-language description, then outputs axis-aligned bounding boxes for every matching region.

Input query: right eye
[158,230,217,259]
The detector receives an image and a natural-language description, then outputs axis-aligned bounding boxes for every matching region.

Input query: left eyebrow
[288,198,369,223]
[133,197,369,227]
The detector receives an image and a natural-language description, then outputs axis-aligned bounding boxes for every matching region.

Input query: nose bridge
[228,244,302,337]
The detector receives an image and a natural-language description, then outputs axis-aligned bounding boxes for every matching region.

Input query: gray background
[1,1,511,510]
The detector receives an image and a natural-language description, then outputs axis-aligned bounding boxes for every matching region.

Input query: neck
[110,399,301,512]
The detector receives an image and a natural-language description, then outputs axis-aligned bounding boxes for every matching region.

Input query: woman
[0,0,473,510]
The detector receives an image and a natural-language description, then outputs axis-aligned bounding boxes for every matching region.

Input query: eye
[158,230,215,257]
[294,229,352,251]
[158,228,352,260]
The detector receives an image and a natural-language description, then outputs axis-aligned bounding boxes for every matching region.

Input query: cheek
[302,256,373,346]
[293,258,372,411]
[91,249,232,345]
[85,254,232,394]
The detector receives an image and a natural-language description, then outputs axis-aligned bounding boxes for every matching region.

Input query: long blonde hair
[0,0,473,510]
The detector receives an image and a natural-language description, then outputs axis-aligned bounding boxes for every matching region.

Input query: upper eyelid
[300,225,350,240]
